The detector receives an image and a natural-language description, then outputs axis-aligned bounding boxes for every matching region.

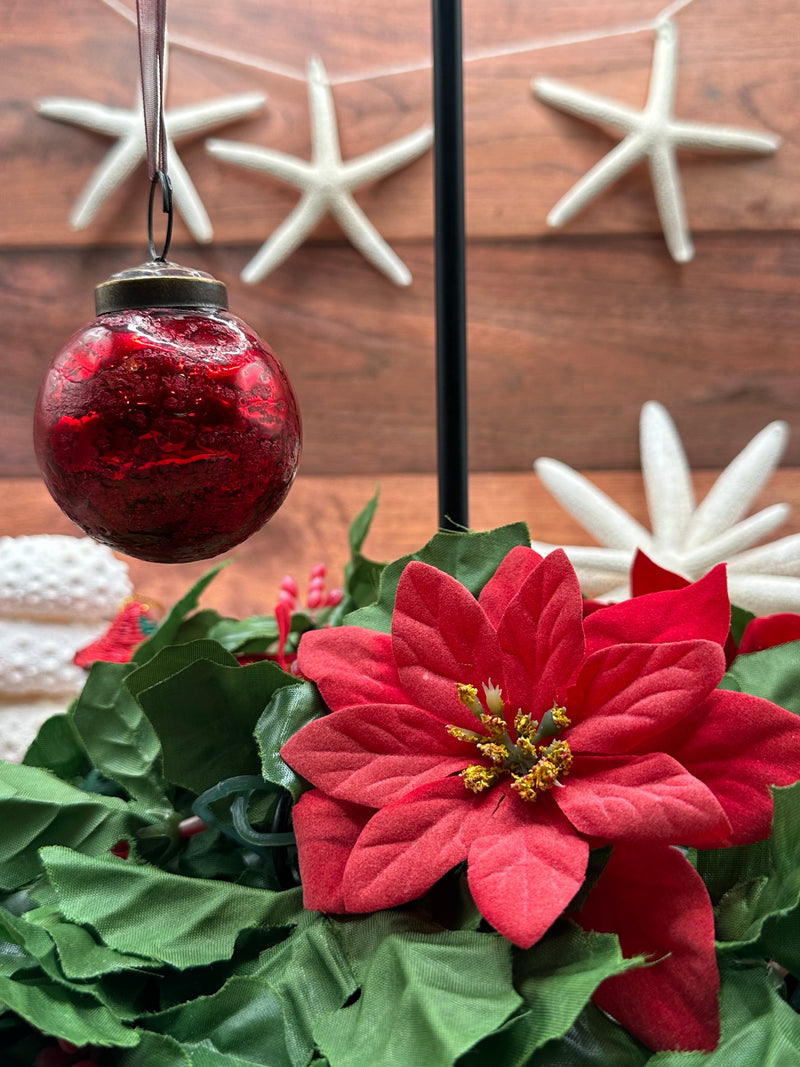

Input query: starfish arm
[534,457,652,551]
[683,503,791,575]
[341,124,433,189]
[307,55,343,169]
[331,194,413,286]
[639,402,695,549]
[166,92,266,138]
[670,119,781,154]
[206,138,315,188]
[69,135,144,229]
[36,98,135,137]
[532,77,643,134]
[645,19,679,117]
[727,533,800,576]
[240,193,328,284]
[530,544,634,573]
[686,421,789,549]
[530,544,634,601]
[546,133,648,228]
[725,573,800,614]
[647,142,693,262]
[166,145,214,243]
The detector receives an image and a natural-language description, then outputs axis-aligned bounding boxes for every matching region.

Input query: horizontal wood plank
[0,0,795,247]
[4,234,798,477]
[2,471,798,620]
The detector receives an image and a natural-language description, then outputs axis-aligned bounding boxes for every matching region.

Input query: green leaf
[346,522,532,633]
[183,1042,279,1067]
[340,490,387,613]
[718,640,800,714]
[348,489,380,558]
[22,714,90,783]
[729,605,756,648]
[0,971,139,1049]
[70,661,171,816]
[0,762,148,892]
[126,639,241,697]
[116,1031,193,1067]
[208,616,280,654]
[133,563,228,665]
[145,974,292,1067]
[647,964,800,1066]
[256,681,328,799]
[0,914,40,980]
[314,926,521,1067]
[458,921,640,1067]
[254,913,356,1065]
[169,608,227,645]
[527,1002,651,1067]
[134,654,293,795]
[703,784,800,958]
[23,905,159,979]
[40,846,304,970]
[1,900,72,982]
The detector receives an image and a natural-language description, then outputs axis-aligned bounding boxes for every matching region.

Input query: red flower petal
[554,753,730,847]
[496,548,585,716]
[566,640,725,755]
[343,777,489,912]
[478,545,543,627]
[583,564,730,656]
[630,551,689,596]
[280,703,469,808]
[391,563,506,729]
[466,793,589,948]
[653,689,800,845]
[575,843,720,1052]
[297,627,406,711]
[738,614,800,654]
[291,790,374,913]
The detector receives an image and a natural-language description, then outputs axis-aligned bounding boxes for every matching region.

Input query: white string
[98,0,699,87]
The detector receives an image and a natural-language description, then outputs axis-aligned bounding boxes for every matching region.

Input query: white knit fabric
[0,536,132,761]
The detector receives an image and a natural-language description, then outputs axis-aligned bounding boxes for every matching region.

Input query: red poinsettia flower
[281,547,800,1052]
[738,612,800,654]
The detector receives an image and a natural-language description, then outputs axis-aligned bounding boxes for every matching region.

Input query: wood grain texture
[4,234,798,476]
[1,0,798,482]
[1,0,794,247]
[3,471,799,620]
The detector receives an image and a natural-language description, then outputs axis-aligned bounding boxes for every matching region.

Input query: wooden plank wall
[3,0,798,476]
[0,0,798,613]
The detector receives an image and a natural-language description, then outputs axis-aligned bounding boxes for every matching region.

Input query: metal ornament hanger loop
[147,169,174,262]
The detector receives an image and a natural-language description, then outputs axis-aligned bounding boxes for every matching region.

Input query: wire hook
[147,169,174,262]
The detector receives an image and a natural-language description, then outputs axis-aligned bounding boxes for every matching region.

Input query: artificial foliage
[2,496,800,1066]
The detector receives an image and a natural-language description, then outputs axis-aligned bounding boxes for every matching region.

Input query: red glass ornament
[34,262,301,563]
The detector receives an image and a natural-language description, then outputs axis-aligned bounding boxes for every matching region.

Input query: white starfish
[531,19,780,263]
[532,402,800,615]
[206,56,433,285]
[37,57,266,243]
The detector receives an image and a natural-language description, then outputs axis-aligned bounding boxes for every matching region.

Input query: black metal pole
[432,0,469,531]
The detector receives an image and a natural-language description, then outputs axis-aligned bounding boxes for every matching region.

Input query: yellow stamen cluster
[461,764,502,793]
[550,704,570,730]
[477,741,509,766]
[511,739,574,801]
[457,683,481,715]
[449,682,573,802]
